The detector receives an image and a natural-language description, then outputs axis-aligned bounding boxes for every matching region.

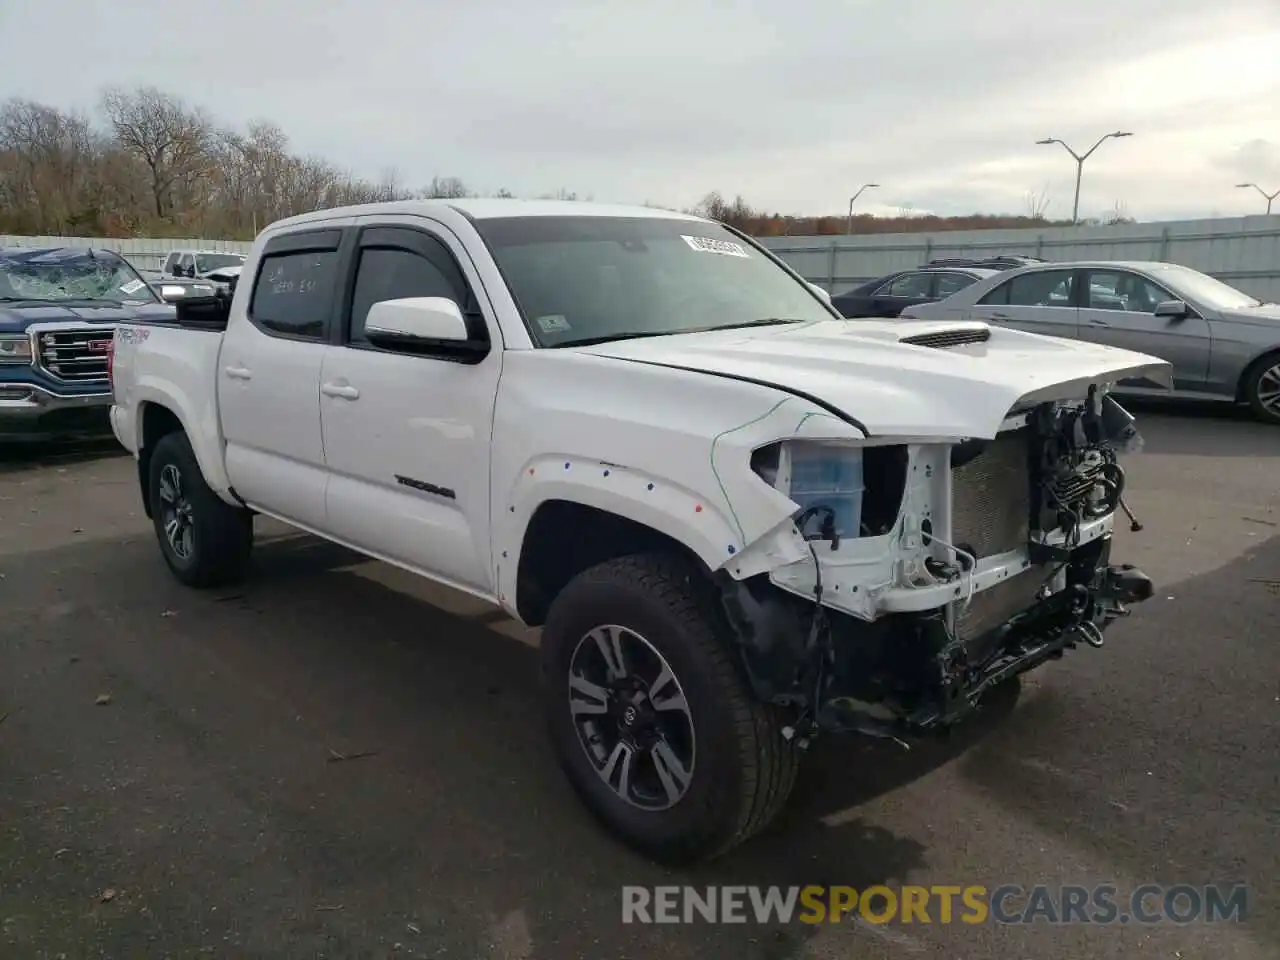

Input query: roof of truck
[267,198,706,232]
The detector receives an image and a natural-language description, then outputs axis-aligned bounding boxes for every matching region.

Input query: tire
[148,431,253,588]
[541,552,800,864]
[1241,351,1280,425]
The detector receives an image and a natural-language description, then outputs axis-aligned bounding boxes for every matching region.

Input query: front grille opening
[899,328,991,349]
[37,330,112,383]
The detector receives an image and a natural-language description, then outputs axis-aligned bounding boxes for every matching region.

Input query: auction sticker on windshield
[119,279,146,295]
[681,236,750,258]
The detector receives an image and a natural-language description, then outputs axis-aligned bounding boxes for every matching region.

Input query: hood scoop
[898,324,991,349]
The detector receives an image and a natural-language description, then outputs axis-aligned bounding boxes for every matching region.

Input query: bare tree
[99,86,213,218]
[1025,185,1051,220]
[0,99,104,233]
[421,175,469,199]
[1105,200,1134,225]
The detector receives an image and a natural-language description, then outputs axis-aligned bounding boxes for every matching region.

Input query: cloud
[1,0,1276,220]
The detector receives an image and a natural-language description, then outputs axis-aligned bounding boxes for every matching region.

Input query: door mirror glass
[365,296,470,344]
[159,284,189,302]
[1153,299,1188,319]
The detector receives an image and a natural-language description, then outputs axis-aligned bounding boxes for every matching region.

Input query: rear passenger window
[348,247,461,343]
[980,270,1075,307]
[882,273,932,297]
[249,250,339,339]
[935,273,976,297]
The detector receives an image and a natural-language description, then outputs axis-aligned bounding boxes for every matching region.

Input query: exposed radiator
[953,567,1045,646]
[951,426,1032,560]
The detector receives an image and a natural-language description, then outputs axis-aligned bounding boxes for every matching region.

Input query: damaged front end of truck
[716,385,1157,746]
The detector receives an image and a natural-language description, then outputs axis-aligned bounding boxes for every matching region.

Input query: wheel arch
[508,497,728,628]
[131,389,234,515]
[1236,346,1280,401]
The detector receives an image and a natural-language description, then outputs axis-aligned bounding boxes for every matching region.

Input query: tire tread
[544,551,799,862]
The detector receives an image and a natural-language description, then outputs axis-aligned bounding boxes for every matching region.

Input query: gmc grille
[36,328,114,384]
[951,426,1032,560]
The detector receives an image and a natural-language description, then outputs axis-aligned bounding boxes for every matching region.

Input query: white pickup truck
[108,199,1168,864]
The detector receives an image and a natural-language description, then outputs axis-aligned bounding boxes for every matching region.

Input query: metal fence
[4,213,1279,300]
[757,214,1280,301]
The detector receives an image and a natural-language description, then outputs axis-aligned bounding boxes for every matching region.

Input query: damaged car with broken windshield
[0,245,173,440]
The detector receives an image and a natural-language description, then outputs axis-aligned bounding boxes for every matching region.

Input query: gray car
[899,260,1280,424]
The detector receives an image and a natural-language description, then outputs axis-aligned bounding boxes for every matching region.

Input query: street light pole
[1036,131,1133,224]
[1236,183,1279,215]
[846,183,879,234]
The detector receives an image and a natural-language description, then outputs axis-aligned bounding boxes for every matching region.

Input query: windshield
[1156,264,1262,310]
[471,215,834,346]
[195,253,246,273]
[0,249,159,304]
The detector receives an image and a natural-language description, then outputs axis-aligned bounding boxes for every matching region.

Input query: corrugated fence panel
[4,215,1278,299]
[759,214,1280,301]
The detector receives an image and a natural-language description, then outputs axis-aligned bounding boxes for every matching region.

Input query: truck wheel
[148,431,253,588]
[1242,351,1280,425]
[541,553,800,864]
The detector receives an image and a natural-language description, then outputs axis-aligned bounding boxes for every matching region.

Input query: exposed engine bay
[717,387,1155,744]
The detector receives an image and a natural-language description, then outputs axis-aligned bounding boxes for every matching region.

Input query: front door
[319,219,502,596]
[1074,268,1212,390]
[870,271,935,317]
[217,226,347,530]
[968,267,1080,340]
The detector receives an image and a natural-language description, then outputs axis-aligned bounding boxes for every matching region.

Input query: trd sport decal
[394,474,457,500]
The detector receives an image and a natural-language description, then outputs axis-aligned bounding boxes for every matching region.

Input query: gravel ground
[0,403,1277,960]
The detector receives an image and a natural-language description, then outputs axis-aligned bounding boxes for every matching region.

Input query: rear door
[969,268,1081,339]
[217,226,347,530]
[1075,267,1211,390]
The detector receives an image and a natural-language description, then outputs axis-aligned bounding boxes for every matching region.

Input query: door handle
[986,312,1012,321]
[1087,318,1109,327]
[321,382,359,400]
[224,366,252,380]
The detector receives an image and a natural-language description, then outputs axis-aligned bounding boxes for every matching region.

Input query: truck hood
[575,318,1173,439]
[0,300,175,332]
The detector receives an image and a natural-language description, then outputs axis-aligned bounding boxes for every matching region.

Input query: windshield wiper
[711,317,811,330]
[0,296,126,306]
[550,318,809,349]
[548,330,681,348]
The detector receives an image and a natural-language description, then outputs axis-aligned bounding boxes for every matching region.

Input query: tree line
[0,86,1117,241]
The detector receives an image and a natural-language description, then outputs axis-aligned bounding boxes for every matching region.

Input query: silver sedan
[900,260,1280,424]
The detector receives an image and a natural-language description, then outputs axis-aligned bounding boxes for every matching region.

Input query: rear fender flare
[132,378,235,505]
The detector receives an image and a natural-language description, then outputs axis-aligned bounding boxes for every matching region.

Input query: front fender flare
[493,455,747,611]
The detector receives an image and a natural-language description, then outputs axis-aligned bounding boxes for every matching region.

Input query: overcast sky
[2,0,1277,221]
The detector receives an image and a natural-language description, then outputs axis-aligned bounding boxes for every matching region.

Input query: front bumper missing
[817,537,1154,738]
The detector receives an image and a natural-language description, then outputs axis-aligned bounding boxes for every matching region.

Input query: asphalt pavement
[1,403,1277,960]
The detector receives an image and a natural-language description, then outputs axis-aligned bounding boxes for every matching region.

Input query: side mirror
[807,282,832,305]
[175,292,231,331]
[159,284,189,303]
[1153,299,1188,319]
[365,297,488,360]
